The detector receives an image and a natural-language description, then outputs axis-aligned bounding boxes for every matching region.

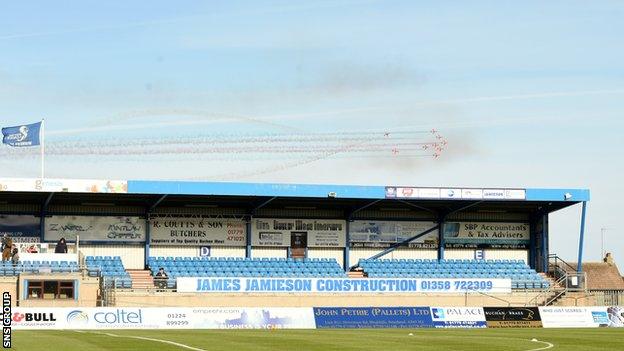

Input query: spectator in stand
[1,234,8,250]
[55,237,68,253]
[154,267,168,289]
[11,247,19,267]
[1,234,13,261]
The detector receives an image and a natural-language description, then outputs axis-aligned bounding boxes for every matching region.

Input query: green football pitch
[11,328,624,351]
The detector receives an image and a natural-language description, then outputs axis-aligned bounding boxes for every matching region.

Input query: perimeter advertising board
[9,306,623,330]
[539,306,624,328]
[349,221,438,248]
[44,216,145,242]
[10,307,316,330]
[430,307,486,328]
[483,307,542,328]
[313,307,433,328]
[150,217,246,246]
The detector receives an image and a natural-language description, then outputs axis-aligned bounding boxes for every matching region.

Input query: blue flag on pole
[1,121,42,147]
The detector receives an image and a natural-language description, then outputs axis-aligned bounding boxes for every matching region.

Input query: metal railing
[526,254,588,306]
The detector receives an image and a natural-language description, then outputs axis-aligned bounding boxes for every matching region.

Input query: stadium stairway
[127,269,154,289]
[347,271,365,278]
[538,273,559,289]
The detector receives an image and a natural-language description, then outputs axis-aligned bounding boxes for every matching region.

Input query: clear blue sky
[1,1,623,267]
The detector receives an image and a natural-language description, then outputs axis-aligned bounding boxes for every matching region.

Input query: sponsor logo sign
[539,307,600,328]
[0,178,127,193]
[313,307,433,328]
[177,277,511,294]
[189,308,315,329]
[66,310,89,327]
[430,307,486,328]
[539,306,624,328]
[443,222,530,249]
[440,188,462,199]
[462,189,483,199]
[11,312,58,328]
[44,216,145,242]
[505,189,527,200]
[385,187,526,200]
[0,215,40,241]
[592,311,609,324]
[350,221,438,248]
[150,217,245,246]
[11,308,315,330]
[418,188,440,199]
[607,306,624,327]
[252,218,345,247]
[483,307,542,328]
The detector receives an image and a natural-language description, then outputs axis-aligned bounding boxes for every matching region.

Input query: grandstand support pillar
[246,218,252,259]
[344,220,350,271]
[144,214,151,269]
[437,219,445,260]
[541,213,549,273]
[40,192,54,245]
[576,201,587,273]
[144,194,167,268]
[247,196,278,259]
[528,214,537,270]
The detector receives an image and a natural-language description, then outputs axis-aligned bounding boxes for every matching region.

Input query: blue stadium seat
[146,255,347,285]
[357,258,544,290]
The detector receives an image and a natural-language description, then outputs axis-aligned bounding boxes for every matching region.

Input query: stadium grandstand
[1,177,607,309]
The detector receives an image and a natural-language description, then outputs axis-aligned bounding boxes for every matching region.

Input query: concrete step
[348,271,365,278]
[127,269,155,289]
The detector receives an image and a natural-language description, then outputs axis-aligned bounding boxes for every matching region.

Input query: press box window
[26,280,75,299]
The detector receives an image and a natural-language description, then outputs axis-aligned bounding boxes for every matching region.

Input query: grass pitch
[12,328,624,351]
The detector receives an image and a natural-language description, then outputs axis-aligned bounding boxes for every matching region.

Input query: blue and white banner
[177,277,511,294]
[430,307,487,328]
[1,121,42,147]
[314,307,433,328]
[10,307,316,330]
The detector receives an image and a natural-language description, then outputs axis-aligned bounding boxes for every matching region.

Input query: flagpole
[41,119,45,179]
